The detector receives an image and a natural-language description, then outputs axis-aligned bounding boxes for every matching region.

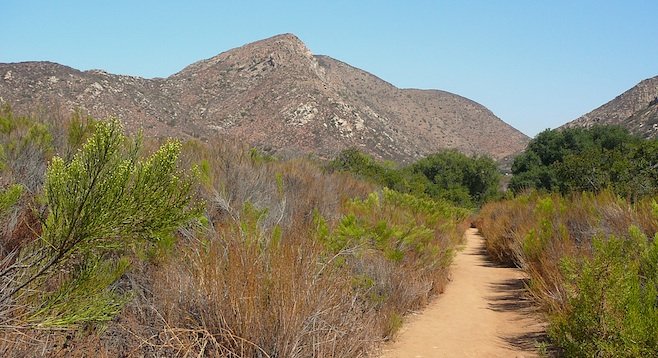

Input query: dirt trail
[380,228,546,358]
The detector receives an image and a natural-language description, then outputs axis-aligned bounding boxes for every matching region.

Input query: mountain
[563,76,658,138]
[0,33,529,162]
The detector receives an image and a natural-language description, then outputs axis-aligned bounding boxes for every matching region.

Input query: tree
[509,125,658,199]
[328,148,501,207]
[407,150,501,207]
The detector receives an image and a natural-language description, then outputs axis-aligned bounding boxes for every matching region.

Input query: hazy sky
[2,1,657,137]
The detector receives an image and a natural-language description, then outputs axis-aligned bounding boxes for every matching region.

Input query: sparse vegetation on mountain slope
[563,75,658,139]
[0,33,529,163]
[0,106,469,357]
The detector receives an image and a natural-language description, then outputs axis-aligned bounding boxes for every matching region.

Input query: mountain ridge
[563,75,658,137]
[0,33,529,162]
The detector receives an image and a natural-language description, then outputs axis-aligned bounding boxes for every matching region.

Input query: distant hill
[0,33,529,162]
[563,76,658,138]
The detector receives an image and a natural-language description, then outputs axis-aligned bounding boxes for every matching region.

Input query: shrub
[154,216,375,357]
[0,118,202,329]
[476,191,658,355]
[138,144,469,356]
[552,229,658,356]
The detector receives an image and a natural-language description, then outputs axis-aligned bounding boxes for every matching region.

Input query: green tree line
[327,148,501,207]
[510,125,658,200]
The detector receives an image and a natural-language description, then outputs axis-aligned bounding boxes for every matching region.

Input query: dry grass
[476,192,638,310]
[0,109,467,357]
[475,190,658,354]
[152,227,376,357]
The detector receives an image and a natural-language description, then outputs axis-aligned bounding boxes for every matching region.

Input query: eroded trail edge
[380,228,546,358]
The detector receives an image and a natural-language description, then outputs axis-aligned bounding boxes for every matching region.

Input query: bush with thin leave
[0,118,201,329]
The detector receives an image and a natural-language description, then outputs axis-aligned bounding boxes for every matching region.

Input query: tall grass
[0,106,470,357]
[476,191,658,356]
[128,143,469,357]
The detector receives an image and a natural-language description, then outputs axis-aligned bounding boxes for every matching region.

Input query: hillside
[563,76,658,137]
[0,33,529,162]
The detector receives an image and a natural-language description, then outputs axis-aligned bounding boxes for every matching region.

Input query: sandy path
[380,228,546,358]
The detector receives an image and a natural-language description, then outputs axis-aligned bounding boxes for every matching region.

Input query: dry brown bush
[476,190,658,314]
[149,227,376,357]
[105,140,463,357]
[0,109,465,357]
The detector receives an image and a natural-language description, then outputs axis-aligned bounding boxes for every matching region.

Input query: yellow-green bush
[0,118,201,331]
[553,228,658,356]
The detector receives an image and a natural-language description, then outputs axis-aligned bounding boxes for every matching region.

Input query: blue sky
[1,1,657,137]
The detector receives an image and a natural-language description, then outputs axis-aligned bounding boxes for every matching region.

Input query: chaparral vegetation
[0,105,473,357]
[476,126,658,357]
[4,102,658,357]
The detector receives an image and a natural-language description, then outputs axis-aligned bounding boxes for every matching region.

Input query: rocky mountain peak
[173,33,320,79]
[0,33,529,163]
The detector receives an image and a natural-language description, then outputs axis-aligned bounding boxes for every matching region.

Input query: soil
[380,228,547,357]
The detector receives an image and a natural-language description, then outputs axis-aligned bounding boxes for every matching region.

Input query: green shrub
[551,228,658,357]
[322,189,467,261]
[1,118,202,328]
[0,184,23,216]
